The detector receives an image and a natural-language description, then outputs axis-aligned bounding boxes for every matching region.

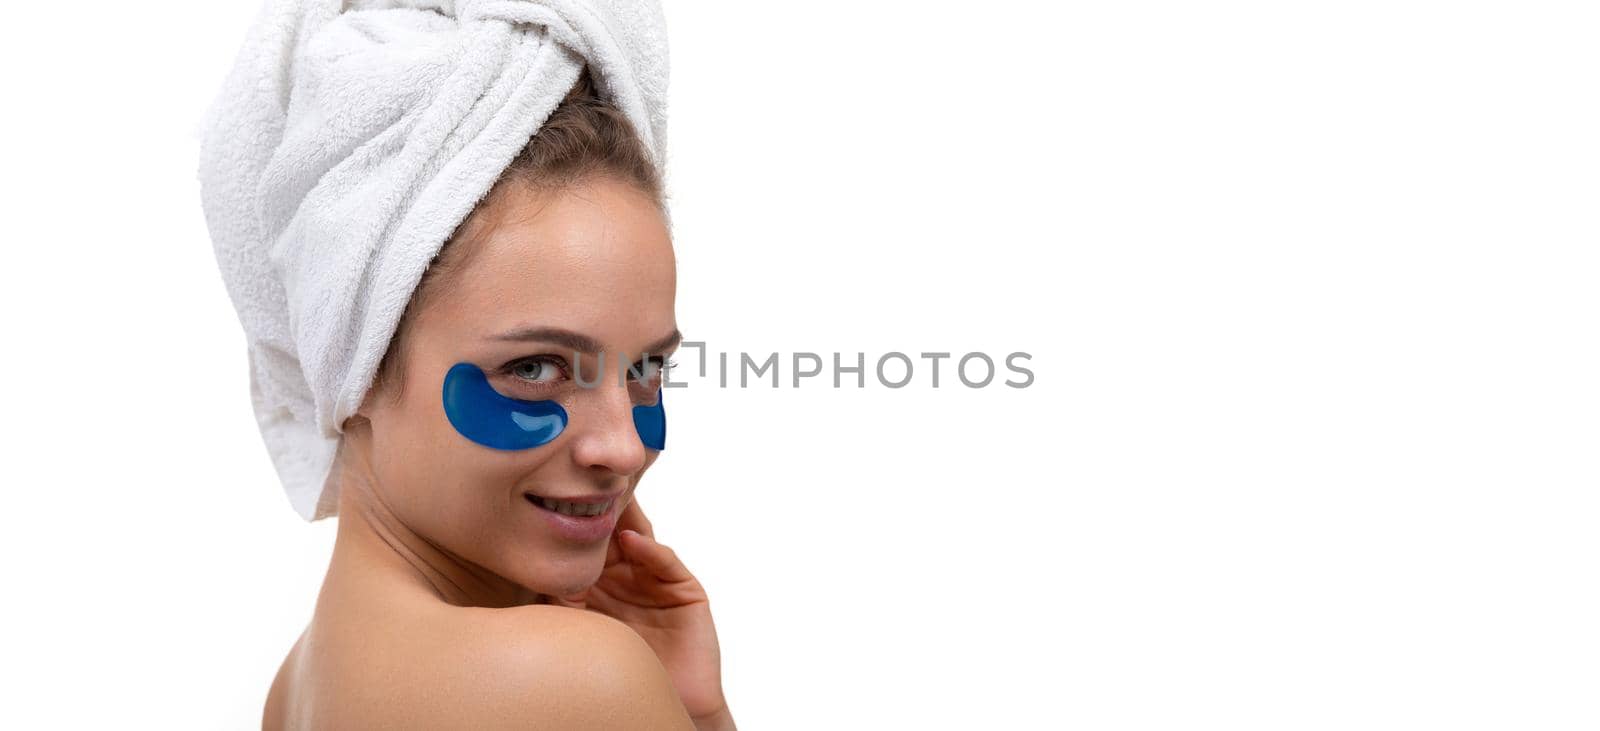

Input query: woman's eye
[631,358,661,383]
[630,357,674,384]
[511,358,563,383]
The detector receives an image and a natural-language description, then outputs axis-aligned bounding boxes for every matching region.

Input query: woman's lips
[523,492,620,543]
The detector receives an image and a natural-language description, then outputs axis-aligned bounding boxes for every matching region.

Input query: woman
[252,66,734,728]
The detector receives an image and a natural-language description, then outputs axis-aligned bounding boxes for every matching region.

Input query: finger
[606,494,647,567]
[549,591,588,609]
[616,494,654,539]
[604,528,624,567]
[618,528,694,583]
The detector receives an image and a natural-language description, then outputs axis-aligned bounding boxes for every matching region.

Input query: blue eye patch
[442,362,666,451]
[633,388,666,451]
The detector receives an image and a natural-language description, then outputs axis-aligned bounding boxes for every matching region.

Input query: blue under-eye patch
[442,362,567,450]
[633,388,666,451]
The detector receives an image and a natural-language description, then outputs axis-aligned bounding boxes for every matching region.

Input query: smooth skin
[262,175,734,730]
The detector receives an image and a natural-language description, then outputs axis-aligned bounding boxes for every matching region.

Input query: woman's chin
[506,553,607,598]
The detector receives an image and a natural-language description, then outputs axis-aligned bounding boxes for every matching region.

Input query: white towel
[197,0,669,521]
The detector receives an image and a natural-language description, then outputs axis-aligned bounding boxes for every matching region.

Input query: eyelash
[499,355,676,390]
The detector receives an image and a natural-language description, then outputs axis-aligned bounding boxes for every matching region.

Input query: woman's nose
[566,383,648,476]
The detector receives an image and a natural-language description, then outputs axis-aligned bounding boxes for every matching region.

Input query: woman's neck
[324,421,545,609]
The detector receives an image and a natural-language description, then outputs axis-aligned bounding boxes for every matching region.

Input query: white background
[3,1,1596,728]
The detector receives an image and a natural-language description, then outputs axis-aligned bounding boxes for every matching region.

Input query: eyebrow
[488,325,683,356]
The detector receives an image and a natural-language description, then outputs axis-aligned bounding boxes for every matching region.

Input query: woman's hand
[553,497,734,730]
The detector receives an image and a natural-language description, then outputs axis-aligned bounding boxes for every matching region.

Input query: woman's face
[359,175,678,598]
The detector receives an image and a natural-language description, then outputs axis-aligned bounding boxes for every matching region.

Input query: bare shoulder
[274,600,692,729]
[262,627,304,730]
[416,604,696,730]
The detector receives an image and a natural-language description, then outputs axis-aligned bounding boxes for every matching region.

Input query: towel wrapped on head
[197,0,670,521]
